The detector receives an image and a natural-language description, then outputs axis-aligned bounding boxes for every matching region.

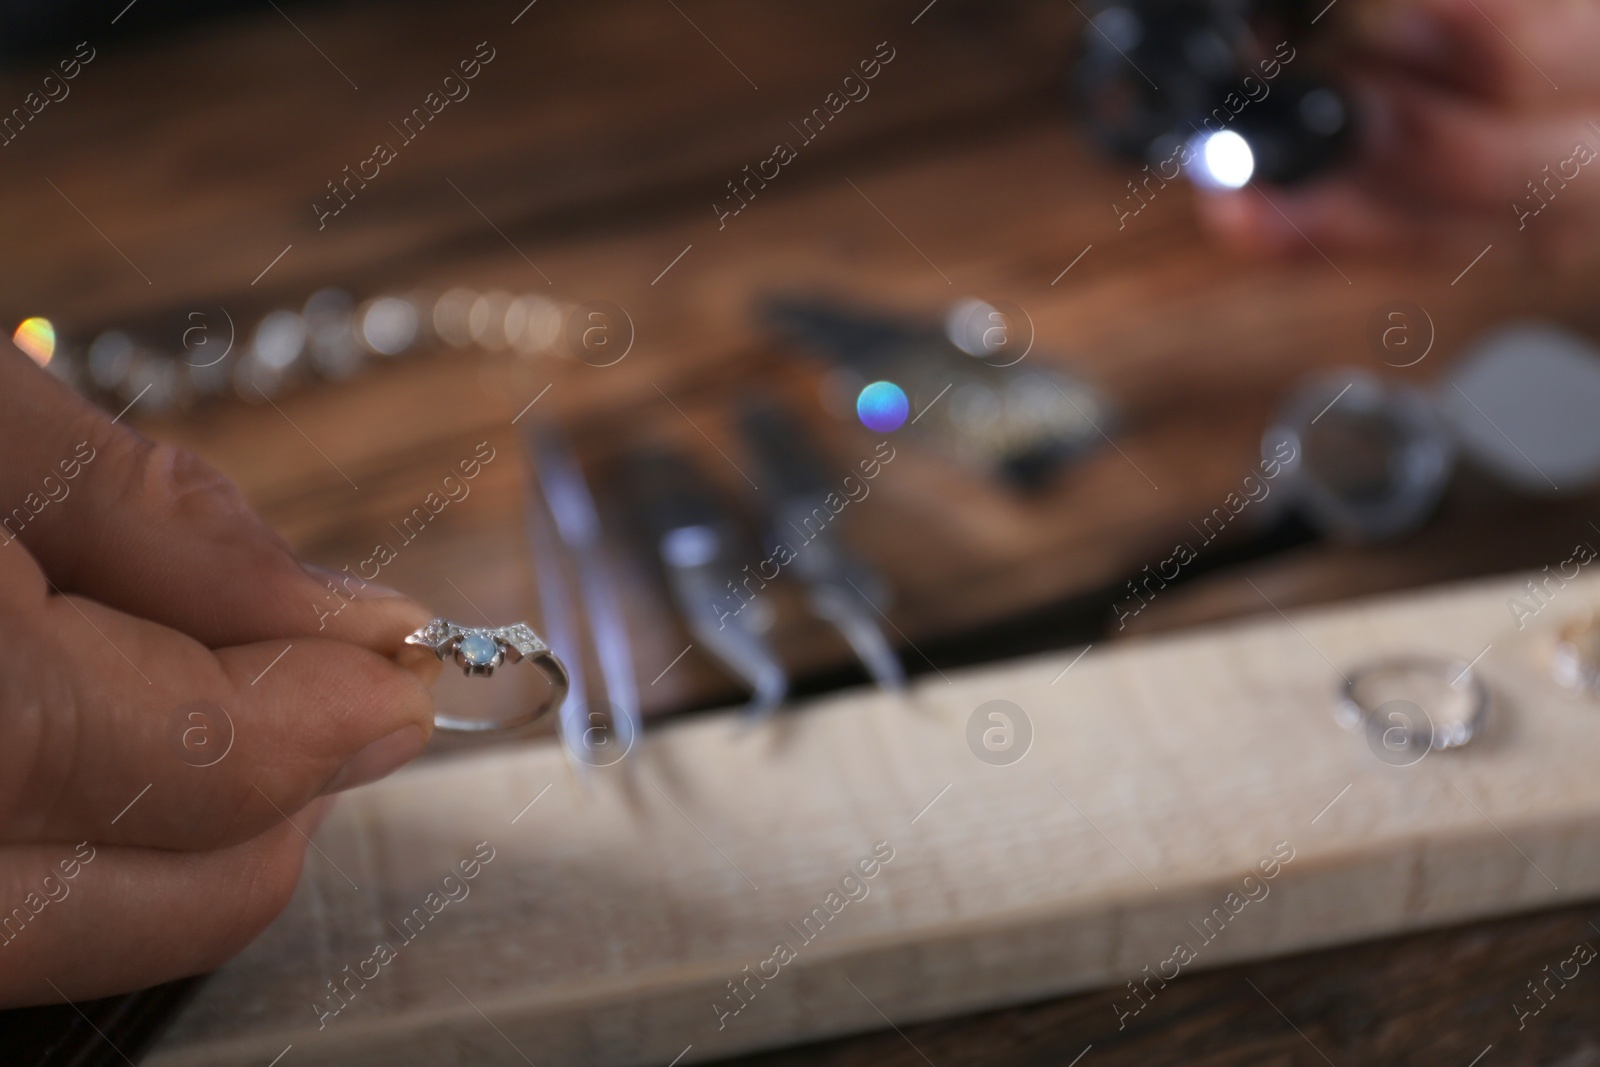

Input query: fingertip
[343,637,438,740]
[217,635,436,806]
[297,794,338,835]
[396,640,445,688]
[300,561,439,658]
[318,722,428,795]
[200,825,311,972]
[297,566,442,690]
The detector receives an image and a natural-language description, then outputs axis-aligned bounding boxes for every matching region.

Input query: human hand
[0,347,440,1006]
[1196,0,1600,269]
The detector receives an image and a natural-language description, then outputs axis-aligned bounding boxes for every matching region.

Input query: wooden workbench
[3,1,1599,1063]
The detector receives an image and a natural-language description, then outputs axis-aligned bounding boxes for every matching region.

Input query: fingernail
[302,560,406,600]
[320,724,427,795]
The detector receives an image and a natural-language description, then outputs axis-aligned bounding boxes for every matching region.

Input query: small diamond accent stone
[408,619,455,648]
[497,623,546,656]
[458,632,499,667]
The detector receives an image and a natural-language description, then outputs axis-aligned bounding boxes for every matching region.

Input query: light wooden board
[149,572,1600,1066]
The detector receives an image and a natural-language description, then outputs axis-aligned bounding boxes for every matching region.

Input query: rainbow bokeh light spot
[12,317,55,366]
[856,380,909,433]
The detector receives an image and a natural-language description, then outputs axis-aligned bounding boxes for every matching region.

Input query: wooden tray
[148,572,1600,1065]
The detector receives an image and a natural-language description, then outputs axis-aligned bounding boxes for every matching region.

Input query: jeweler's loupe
[1436,322,1600,496]
[1265,322,1600,542]
[1265,371,1452,542]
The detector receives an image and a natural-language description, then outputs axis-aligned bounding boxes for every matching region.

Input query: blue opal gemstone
[458,633,499,667]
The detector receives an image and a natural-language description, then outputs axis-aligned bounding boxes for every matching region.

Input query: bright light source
[12,317,55,366]
[1192,130,1255,190]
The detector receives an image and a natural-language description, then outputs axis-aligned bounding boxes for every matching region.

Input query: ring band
[405,619,570,734]
[1553,616,1600,695]
[1334,655,1489,753]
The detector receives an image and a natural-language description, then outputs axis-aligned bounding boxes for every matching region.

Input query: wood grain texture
[713,901,1600,1066]
[148,572,1600,1065]
[8,0,1595,721]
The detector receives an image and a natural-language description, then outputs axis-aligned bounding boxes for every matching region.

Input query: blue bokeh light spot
[856,380,909,433]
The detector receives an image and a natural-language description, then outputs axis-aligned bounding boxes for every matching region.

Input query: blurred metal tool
[525,425,641,770]
[738,402,906,691]
[1265,322,1600,543]
[1437,322,1600,496]
[760,295,1112,490]
[624,447,788,720]
[1265,370,1453,542]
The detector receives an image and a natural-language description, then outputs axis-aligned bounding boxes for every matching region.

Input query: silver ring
[1552,616,1600,695]
[1334,655,1489,754]
[405,619,570,734]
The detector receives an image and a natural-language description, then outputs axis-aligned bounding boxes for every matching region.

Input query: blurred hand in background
[1198,0,1600,268]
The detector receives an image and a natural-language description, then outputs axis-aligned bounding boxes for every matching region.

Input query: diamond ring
[405,619,570,733]
[1333,655,1489,758]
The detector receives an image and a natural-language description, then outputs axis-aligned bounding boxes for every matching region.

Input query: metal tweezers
[524,424,643,770]
[627,407,906,721]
